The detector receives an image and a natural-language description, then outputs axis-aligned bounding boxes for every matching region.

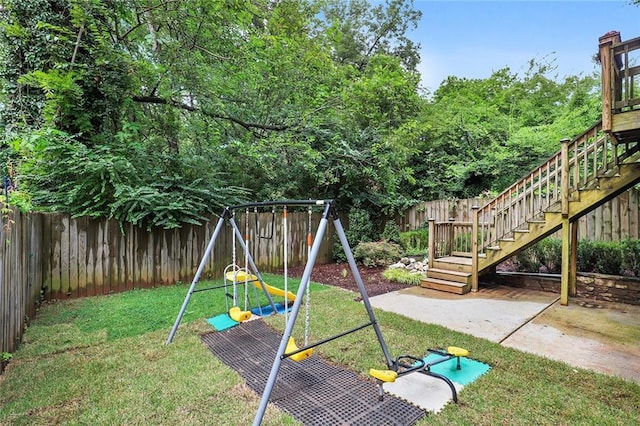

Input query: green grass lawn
[1,275,639,425]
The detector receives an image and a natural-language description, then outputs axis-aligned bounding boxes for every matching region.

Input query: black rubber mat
[201,319,426,425]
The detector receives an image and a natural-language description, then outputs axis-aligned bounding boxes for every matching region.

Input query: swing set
[166,199,470,426]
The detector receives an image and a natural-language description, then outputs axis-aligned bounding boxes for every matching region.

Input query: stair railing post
[598,31,620,133]
[561,137,570,217]
[471,206,479,292]
[561,216,570,306]
[428,218,435,269]
[560,137,571,305]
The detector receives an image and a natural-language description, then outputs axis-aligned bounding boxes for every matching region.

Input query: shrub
[514,238,638,276]
[333,208,376,262]
[514,237,561,273]
[621,239,640,276]
[578,240,623,275]
[382,268,423,285]
[514,245,542,273]
[353,241,403,268]
[536,238,562,273]
[399,229,429,255]
[381,220,401,244]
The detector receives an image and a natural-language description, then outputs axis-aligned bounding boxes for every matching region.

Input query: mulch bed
[287,263,412,297]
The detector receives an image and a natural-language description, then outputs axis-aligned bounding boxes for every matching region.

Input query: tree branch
[131,95,289,132]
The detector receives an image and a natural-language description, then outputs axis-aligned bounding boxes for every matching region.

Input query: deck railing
[612,36,640,113]
[601,32,640,132]
[427,220,475,265]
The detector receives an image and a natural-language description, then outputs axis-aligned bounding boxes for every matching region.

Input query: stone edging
[488,271,640,306]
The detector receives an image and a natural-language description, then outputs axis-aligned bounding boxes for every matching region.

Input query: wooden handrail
[473,118,614,253]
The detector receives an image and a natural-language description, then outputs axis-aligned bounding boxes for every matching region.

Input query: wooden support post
[428,218,435,269]
[570,220,578,297]
[561,216,570,306]
[471,206,479,292]
[599,31,621,133]
[561,138,570,217]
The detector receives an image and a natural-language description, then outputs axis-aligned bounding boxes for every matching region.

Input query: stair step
[499,238,515,242]
[485,246,501,251]
[513,229,530,233]
[432,256,472,273]
[427,268,471,284]
[421,277,470,295]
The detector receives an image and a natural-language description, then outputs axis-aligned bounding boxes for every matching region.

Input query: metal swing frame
[164,199,395,426]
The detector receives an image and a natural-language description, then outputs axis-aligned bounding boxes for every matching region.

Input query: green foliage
[515,238,563,273]
[408,65,600,200]
[620,239,640,276]
[353,240,402,268]
[345,208,376,245]
[334,208,376,262]
[12,128,246,228]
[0,0,607,235]
[514,238,640,276]
[1,0,425,230]
[577,240,624,276]
[399,228,429,255]
[1,352,11,362]
[380,220,401,243]
[382,267,423,285]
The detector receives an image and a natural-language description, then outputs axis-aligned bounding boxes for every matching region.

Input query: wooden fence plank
[627,190,640,239]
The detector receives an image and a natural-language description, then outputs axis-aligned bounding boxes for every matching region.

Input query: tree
[319,0,422,73]
[0,0,426,232]
[403,63,601,200]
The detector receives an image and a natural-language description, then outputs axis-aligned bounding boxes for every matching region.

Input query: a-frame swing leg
[166,216,225,344]
[252,206,393,426]
[332,215,394,368]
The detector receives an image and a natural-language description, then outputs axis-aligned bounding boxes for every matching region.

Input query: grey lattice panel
[201,319,426,425]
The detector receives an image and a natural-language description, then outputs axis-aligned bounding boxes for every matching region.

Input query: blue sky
[411,1,640,91]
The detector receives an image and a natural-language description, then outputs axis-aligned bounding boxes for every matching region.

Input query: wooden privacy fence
[1,211,43,366]
[4,190,640,361]
[0,208,334,362]
[399,188,640,242]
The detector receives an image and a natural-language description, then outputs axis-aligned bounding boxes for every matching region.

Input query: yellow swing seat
[225,270,258,282]
[447,346,469,357]
[228,306,251,322]
[369,368,398,383]
[285,337,313,362]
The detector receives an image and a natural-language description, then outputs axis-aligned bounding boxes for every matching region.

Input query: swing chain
[244,207,250,311]
[304,206,312,346]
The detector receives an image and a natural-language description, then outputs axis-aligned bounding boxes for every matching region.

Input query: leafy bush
[514,238,640,276]
[382,268,423,285]
[381,220,401,244]
[537,238,562,273]
[353,241,402,268]
[399,229,429,255]
[578,240,623,275]
[621,239,640,276]
[334,208,376,262]
[514,238,562,273]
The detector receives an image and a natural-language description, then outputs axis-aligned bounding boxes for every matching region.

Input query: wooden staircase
[422,31,640,298]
